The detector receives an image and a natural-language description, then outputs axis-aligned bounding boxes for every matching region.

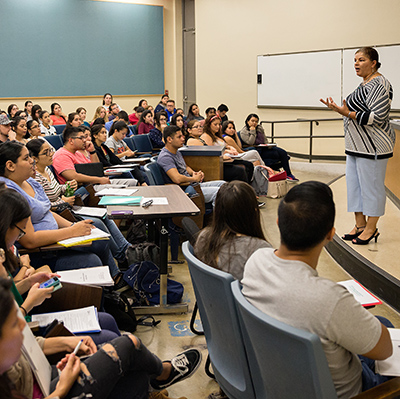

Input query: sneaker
[286,174,299,181]
[150,349,202,390]
[113,273,130,293]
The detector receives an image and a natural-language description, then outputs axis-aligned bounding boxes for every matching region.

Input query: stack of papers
[57,266,114,286]
[95,187,138,196]
[338,279,382,307]
[376,329,400,376]
[104,168,134,175]
[73,206,107,218]
[32,306,101,334]
[57,227,110,247]
[98,196,142,206]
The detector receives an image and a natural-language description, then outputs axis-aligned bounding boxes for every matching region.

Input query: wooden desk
[386,122,400,201]
[106,185,200,314]
[179,146,224,181]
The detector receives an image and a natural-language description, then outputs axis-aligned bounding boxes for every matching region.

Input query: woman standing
[320,47,395,245]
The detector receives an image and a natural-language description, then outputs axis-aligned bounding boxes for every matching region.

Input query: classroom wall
[0,0,183,121]
[195,0,400,157]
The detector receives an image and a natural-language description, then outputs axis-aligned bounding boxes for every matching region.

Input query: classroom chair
[131,134,159,155]
[123,136,136,151]
[231,280,400,399]
[44,135,63,150]
[54,124,66,135]
[182,241,255,399]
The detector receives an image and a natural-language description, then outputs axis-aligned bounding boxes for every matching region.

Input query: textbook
[98,195,142,206]
[57,266,114,287]
[95,188,139,197]
[57,227,110,247]
[376,329,400,376]
[32,306,101,334]
[104,168,134,175]
[338,279,382,307]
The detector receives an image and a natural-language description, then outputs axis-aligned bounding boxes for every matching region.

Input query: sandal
[342,225,365,241]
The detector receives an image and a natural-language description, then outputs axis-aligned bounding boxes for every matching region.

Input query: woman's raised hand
[320,97,350,117]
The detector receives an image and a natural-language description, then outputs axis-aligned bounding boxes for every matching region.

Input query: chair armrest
[351,377,400,398]
[33,282,103,313]
[18,242,92,255]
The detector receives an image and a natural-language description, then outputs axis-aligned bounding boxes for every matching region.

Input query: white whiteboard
[258,45,400,110]
[257,50,342,108]
[343,46,400,110]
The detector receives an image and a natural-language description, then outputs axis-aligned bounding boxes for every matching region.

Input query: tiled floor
[134,161,400,399]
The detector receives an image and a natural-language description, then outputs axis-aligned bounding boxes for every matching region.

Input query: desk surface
[106,185,200,219]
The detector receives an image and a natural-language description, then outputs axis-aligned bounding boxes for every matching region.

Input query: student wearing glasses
[149,111,168,148]
[52,126,110,184]
[26,120,45,141]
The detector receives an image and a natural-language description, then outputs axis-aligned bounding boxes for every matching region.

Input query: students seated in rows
[166,99,176,122]
[137,109,154,135]
[39,110,57,136]
[0,188,122,343]
[157,125,224,207]
[149,111,168,149]
[154,94,169,114]
[217,104,229,123]
[105,121,136,160]
[0,141,121,278]
[90,106,108,126]
[52,126,110,185]
[105,110,129,132]
[242,181,393,398]
[195,181,271,280]
[50,103,67,125]
[0,276,201,399]
[239,113,298,180]
[129,106,144,126]
[10,116,28,145]
[91,124,147,185]
[186,103,204,122]
[0,114,12,143]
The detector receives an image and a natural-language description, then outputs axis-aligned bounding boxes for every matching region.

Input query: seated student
[217,104,229,123]
[14,110,28,121]
[137,109,154,135]
[199,115,254,183]
[170,113,187,140]
[242,181,393,398]
[10,116,28,145]
[157,125,225,207]
[50,103,67,125]
[0,114,13,142]
[39,110,57,136]
[0,189,121,344]
[26,120,45,141]
[90,106,108,126]
[154,94,169,114]
[166,100,176,122]
[105,110,129,132]
[128,106,144,126]
[30,104,42,123]
[105,121,136,160]
[195,181,271,281]
[108,103,120,122]
[91,124,147,185]
[240,113,298,180]
[186,120,204,146]
[0,277,201,399]
[221,120,264,166]
[76,107,90,127]
[102,92,121,115]
[186,103,204,122]
[0,142,123,281]
[7,104,19,119]
[138,99,148,109]
[205,107,216,118]
[66,112,82,128]
[24,100,33,120]
[52,126,110,185]
[149,111,168,149]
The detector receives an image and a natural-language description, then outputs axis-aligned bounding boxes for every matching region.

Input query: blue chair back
[128,124,138,136]
[182,242,255,399]
[123,137,136,151]
[231,280,337,399]
[144,162,165,186]
[44,135,63,150]
[54,124,66,135]
[131,134,154,153]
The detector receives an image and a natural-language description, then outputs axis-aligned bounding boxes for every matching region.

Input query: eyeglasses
[39,148,54,156]
[13,223,26,240]
[71,136,86,141]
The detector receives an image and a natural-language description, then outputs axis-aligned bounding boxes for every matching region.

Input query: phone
[40,277,62,292]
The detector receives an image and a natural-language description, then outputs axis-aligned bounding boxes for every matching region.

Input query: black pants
[257,146,292,175]
[223,159,254,183]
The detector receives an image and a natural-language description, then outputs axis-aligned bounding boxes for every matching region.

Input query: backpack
[126,242,160,266]
[103,289,160,332]
[251,165,270,196]
[126,219,147,245]
[123,261,184,306]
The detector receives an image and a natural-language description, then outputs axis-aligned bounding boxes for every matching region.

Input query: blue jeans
[359,316,394,391]
[185,180,225,207]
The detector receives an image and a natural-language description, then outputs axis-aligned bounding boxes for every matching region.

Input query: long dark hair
[30,105,42,123]
[245,113,259,130]
[136,109,153,132]
[0,189,31,273]
[195,181,265,268]
[26,138,44,158]
[0,141,25,177]
[109,120,128,137]
[187,103,199,120]
[202,114,222,143]
[221,120,239,145]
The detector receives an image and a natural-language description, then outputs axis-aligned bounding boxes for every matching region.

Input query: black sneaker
[113,273,130,293]
[151,349,202,390]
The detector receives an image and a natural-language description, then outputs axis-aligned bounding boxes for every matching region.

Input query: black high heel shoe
[342,225,365,241]
[352,229,380,245]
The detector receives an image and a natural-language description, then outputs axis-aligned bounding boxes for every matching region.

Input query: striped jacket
[344,75,395,159]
